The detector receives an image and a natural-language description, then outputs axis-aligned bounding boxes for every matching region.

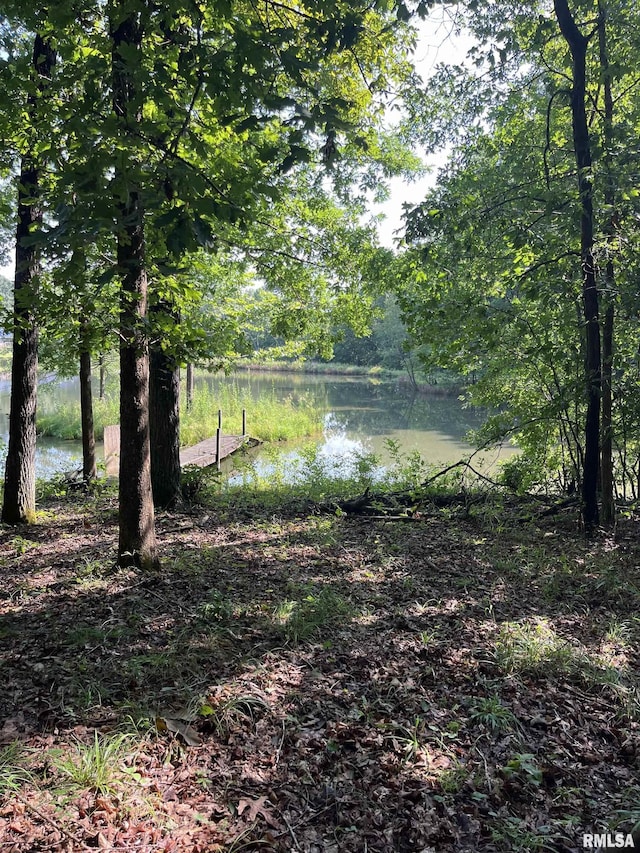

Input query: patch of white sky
[373,7,476,248]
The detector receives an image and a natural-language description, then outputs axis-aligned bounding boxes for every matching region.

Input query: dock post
[242,408,246,436]
[216,428,221,471]
[217,409,222,430]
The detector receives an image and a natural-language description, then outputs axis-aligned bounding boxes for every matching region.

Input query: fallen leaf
[237,796,280,828]
[156,716,201,746]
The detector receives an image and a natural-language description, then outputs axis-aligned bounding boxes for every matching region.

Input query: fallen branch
[539,496,580,517]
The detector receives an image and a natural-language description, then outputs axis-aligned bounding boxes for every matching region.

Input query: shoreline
[233,361,464,397]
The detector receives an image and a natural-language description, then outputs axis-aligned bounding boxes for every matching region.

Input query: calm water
[0,378,87,481]
[0,371,510,480]
[200,370,486,460]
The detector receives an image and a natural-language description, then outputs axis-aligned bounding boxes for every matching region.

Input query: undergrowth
[185,438,462,516]
[3,454,640,851]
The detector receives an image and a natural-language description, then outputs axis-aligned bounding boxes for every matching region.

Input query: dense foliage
[397,0,640,520]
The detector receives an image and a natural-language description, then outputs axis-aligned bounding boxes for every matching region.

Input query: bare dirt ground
[0,486,638,851]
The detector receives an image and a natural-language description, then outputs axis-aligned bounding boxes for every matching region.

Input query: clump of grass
[199,686,270,738]
[181,382,321,444]
[390,716,425,763]
[495,618,632,697]
[274,585,352,643]
[0,743,34,795]
[495,619,580,676]
[50,731,139,795]
[469,695,518,733]
[491,815,559,851]
[611,785,640,837]
[438,760,469,794]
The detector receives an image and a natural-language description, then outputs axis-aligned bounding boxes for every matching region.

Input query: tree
[110,1,157,568]
[149,302,181,509]
[553,0,601,530]
[398,0,640,520]
[0,0,421,559]
[2,33,55,524]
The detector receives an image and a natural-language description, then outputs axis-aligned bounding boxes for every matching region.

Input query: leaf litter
[0,489,638,851]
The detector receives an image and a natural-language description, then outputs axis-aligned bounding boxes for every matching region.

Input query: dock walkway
[179,434,255,468]
[104,426,257,474]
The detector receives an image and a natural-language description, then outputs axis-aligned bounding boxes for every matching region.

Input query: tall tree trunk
[598,0,616,527]
[601,297,614,521]
[186,362,195,412]
[150,343,181,509]
[2,35,55,525]
[79,317,97,482]
[112,7,158,568]
[554,0,601,532]
[99,352,106,400]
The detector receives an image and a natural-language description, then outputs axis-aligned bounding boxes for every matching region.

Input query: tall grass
[182,382,320,444]
[37,395,119,441]
[36,381,320,444]
[192,437,435,517]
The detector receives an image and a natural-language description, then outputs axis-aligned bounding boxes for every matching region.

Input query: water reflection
[229,415,387,485]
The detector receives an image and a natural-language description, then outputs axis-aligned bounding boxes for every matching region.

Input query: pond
[0,371,512,481]
[196,371,508,481]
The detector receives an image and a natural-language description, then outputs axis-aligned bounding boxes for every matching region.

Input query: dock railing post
[216,428,221,471]
[242,408,246,436]
[217,409,222,431]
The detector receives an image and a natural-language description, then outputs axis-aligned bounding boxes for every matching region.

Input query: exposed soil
[0,487,638,851]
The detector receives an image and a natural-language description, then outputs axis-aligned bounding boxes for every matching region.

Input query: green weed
[273,585,352,643]
[50,731,138,795]
[390,717,425,763]
[469,695,518,733]
[438,760,468,794]
[199,690,270,738]
[0,743,34,795]
[491,815,559,851]
[419,628,440,647]
[181,464,221,503]
[65,624,110,648]
[495,619,581,676]
[495,617,633,699]
[10,536,38,556]
[611,785,640,837]
[196,591,235,624]
[501,752,543,787]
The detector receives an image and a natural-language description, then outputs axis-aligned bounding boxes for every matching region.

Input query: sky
[0,10,472,278]
[374,9,474,247]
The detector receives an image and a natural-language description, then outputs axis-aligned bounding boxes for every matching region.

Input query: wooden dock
[104,425,259,475]
[179,434,257,468]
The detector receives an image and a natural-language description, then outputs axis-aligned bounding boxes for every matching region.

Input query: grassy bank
[0,478,638,852]
[37,393,119,441]
[235,359,401,378]
[235,360,463,393]
[181,382,320,443]
[36,381,321,444]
